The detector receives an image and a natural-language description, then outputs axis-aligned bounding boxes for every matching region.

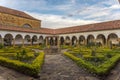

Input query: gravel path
[106,62,120,80]
[0,66,33,80]
[39,54,100,80]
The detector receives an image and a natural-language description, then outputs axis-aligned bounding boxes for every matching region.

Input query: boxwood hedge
[64,52,120,76]
[0,52,45,77]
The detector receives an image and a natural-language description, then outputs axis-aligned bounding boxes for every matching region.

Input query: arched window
[23,24,32,28]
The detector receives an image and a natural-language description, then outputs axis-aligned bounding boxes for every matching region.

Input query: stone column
[70,40,72,46]
[94,39,97,45]
[30,39,32,46]
[64,39,66,45]
[13,38,15,47]
[46,37,48,46]
[84,39,87,45]
[77,40,79,47]
[57,37,60,47]
[22,39,24,47]
[106,39,108,47]
[37,39,39,46]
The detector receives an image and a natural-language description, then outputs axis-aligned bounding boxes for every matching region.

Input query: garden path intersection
[0,50,119,80]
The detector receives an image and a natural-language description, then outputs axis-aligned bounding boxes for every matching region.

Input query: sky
[0,0,120,29]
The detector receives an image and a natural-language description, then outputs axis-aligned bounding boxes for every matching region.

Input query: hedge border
[64,52,120,75]
[0,52,45,77]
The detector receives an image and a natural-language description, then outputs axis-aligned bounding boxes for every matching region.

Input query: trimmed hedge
[64,52,120,75]
[0,52,45,77]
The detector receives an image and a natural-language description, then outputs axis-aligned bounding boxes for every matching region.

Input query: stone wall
[0,12,41,29]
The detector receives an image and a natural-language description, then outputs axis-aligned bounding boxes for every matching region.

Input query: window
[23,24,32,28]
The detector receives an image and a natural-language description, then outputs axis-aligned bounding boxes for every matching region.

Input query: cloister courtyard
[0,5,120,80]
[0,43,119,80]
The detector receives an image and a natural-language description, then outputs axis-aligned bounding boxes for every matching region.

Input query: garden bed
[0,46,45,77]
[64,46,120,76]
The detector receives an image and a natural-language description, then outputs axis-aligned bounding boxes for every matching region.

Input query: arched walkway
[79,35,85,45]
[4,34,13,46]
[107,33,119,45]
[87,35,94,44]
[65,36,70,45]
[60,37,64,45]
[32,35,38,45]
[24,35,31,45]
[50,37,54,46]
[39,36,44,45]
[54,37,57,46]
[72,36,77,46]
[96,34,106,45]
[15,34,23,46]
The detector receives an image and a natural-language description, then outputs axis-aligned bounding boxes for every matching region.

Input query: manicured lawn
[64,46,120,76]
[0,46,45,77]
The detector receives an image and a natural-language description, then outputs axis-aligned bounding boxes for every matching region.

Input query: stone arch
[65,36,70,45]
[50,37,54,46]
[79,35,85,45]
[32,35,38,45]
[87,35,95,44]
[54,37,57,46]
[24,35,31,45]
[107,33,119,45]
[96,34,106,45]
[22,24,32,28]
[60,37,64,45]
[4,34,13,46]
[39,36,44,45]
[15,34,23,46]
[72,36,77,46]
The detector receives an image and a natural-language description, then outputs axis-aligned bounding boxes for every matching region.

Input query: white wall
[58,29,120,40]
[0,30,51,39]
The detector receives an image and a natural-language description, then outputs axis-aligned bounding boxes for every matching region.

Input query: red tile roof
[0,20,120,35]
[0,6,120,35]
[0,6,39,21]
[55,20,120,34]
[0,24,54,34]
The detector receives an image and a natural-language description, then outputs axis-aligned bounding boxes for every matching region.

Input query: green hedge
[0,52,45,77]
[64,52,120,75]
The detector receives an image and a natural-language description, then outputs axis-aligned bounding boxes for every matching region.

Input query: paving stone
[85,76,99,80]
[78,76,85,80]
[39,53,100,80]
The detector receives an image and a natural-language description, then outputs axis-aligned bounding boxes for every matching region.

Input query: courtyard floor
[0,50,120,80]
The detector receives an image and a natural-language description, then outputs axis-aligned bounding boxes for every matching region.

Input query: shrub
[64,52,120,76]
[83,55,105,62]
[16,49,30,61]
[0,44,3,49]
[21,49,27,56]
[64,52,80,61]
[0,52,45,77]
[86,42,96,47]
